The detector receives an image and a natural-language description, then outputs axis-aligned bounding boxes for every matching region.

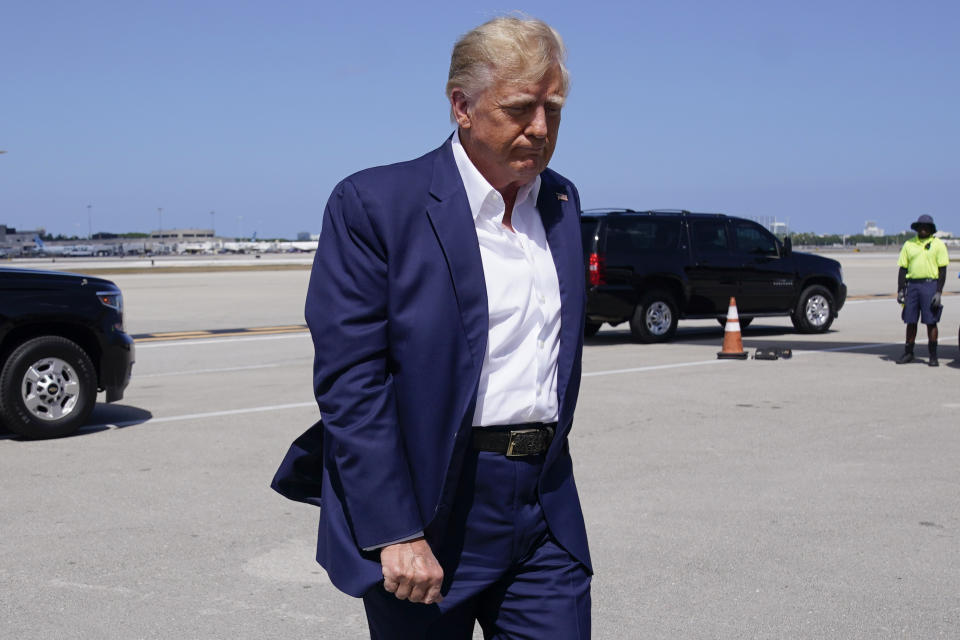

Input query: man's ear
[450,89,472,129]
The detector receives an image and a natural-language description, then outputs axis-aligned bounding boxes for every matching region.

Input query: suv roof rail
[645,209,730,217]
[582,208,730,217]
[582,208,638,214]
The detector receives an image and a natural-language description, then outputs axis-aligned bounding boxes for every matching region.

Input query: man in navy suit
[275,15,591,638]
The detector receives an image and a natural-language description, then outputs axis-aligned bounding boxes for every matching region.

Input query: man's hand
[896,289,906,304]
[931,291,942,308]
[380,537,444,604]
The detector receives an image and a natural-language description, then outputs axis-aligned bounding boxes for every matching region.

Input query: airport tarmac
[2,253,959,638]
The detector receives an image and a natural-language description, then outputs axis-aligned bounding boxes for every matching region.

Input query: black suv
[582,210,847,341]
[0,267,135,438]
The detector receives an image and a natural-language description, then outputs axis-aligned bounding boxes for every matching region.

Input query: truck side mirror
[782,236,793,257]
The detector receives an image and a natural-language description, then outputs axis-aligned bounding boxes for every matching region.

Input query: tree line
[785,232,919,246]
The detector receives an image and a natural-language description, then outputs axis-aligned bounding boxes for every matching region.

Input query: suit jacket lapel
[425,141,489,371]
[538,175,582,433]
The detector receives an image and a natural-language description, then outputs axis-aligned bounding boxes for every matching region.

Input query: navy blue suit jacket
[273,138,591,597]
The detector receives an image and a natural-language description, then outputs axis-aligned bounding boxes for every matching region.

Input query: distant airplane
[32,235,56,255]
[32,235,95,257]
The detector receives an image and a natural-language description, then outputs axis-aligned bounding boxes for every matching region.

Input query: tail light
[588,253,606,286]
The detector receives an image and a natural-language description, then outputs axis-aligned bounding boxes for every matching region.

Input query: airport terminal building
[0,225,42,254]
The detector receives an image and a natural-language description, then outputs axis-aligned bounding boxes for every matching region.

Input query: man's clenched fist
[380,537,444,604]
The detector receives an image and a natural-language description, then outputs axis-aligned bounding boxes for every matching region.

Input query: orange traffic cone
[717,297,749,360]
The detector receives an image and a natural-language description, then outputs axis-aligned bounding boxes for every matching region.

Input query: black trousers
[362,449,591,639]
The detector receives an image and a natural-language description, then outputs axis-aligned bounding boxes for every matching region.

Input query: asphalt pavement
[2,252,958,639]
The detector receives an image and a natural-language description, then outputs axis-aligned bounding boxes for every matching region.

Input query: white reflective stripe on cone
[725,322,741,332]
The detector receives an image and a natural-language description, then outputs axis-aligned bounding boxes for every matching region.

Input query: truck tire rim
[21,357,81,421]
[805,295,830,327]
[646,302,672,335]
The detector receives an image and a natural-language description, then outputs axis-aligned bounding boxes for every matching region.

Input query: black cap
[910,214,936,233]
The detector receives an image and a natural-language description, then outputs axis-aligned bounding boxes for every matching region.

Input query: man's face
[917,225,933,239]
[452,65,565,194]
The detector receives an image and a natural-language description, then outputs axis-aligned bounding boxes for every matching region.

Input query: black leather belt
[907,278,936,283]
[471,423,556,457]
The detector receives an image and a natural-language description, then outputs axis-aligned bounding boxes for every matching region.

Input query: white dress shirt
[363,136,564,550]
[452,132,562,427]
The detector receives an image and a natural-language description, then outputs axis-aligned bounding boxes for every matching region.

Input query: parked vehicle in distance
[581,209,847,342]
[0,267,135,438]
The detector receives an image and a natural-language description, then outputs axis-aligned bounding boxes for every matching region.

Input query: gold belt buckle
[505,428,541,457]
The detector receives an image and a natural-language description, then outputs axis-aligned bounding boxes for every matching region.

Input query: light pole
[157,207,163,251]
[210,211,215,236]
[87,204,92,241]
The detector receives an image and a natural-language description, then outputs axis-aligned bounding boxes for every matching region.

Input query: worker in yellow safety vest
[896,215,949,366]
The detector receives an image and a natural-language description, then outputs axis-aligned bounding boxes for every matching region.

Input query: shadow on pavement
[80,404,154,434]
[585,322,960,364]
[586,323,808,347]
[0,404,154,441]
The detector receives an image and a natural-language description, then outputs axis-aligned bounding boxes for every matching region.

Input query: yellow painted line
[134,325,309,343]
[151,330,214,337]
[245,325,306,332]
[213,328,306,337]
[253,327,308,334]
[136,334,213,343]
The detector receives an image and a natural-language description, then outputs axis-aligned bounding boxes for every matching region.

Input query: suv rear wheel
[791,285,835,333]
[630,290,678,343]
[0,336,97,439]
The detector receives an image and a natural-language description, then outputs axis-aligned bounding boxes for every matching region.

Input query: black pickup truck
[582,210,847,341]
[0,267,135,438]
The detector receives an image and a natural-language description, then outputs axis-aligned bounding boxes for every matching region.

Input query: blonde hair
[446,16,569,120]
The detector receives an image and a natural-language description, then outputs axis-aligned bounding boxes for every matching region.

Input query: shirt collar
[451,130,541,223]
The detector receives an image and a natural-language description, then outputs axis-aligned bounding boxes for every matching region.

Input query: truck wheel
[791,285,835,333]
[630,291,678,342]
[0,336,97,439]
[584,322,602,337]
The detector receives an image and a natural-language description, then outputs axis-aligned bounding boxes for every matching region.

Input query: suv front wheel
[791,285,835,333]
[630,290,679,343]
[0,336,98,439]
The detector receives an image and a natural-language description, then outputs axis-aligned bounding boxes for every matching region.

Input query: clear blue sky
[2,0,958,239]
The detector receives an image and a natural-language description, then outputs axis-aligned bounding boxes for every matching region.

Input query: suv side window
[604,218,681,255]
[689,219,729,254]
[734,221,778,256]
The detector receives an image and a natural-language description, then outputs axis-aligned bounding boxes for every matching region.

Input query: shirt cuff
[362,531,425,552]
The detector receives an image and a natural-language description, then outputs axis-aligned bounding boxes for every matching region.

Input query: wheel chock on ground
[753,347,793,361]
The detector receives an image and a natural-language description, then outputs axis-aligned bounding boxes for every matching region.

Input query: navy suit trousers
[362,448,591,639]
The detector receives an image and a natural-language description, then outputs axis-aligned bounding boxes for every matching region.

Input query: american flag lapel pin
[556,192,568,201]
